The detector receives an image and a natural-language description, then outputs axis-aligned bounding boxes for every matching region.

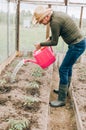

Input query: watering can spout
[23,59,38,65]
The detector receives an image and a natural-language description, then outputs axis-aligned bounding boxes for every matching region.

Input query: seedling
[0,79,7,85]
[24,96,40,107]
[32,67,44,77]
[28,81,39,89]
[8,118,30,130]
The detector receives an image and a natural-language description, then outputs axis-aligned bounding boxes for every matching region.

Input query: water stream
[10,59,25,83]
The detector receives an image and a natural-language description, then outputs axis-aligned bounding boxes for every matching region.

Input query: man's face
[39,16,50,25]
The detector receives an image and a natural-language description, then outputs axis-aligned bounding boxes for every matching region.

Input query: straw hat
[32,6,52,24]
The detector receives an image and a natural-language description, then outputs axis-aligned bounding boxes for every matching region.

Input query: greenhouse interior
[0,0,86,130]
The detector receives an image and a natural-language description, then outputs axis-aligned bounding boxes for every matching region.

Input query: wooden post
[46,4,51,39]
[64,0,68,13]
[79,6,83,28]
[16,0,20,52]
[64,0,68,6]
[7,0,10,57]
[77,6,84,63]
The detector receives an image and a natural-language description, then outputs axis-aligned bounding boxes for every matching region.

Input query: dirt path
[47,62,77,130]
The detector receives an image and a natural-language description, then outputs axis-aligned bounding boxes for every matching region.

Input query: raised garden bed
[71,55,86,130]
[0,53,52,130]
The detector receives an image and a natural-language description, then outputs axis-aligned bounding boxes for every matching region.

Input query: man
[32,6,86,107]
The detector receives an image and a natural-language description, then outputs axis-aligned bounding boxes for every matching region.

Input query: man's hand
[34,43,41,50]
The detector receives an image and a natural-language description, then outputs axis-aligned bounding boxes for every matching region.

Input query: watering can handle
[40,46,53,51]
[34,46,53,53]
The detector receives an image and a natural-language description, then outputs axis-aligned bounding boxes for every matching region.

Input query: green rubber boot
[53,77,71,94]
[50,84,68,107]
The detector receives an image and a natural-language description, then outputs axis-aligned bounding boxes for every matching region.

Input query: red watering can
[24,47,56,69]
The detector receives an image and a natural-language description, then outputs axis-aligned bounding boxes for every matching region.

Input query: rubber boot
[49,84,68,107]
[53,77,71,94]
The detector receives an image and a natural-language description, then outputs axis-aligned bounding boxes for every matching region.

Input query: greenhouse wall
[0,0,16,64]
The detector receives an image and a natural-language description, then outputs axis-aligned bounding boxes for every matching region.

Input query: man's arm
[40,22,61,46]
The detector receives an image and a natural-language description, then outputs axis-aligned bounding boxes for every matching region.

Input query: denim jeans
[59,38,86,85]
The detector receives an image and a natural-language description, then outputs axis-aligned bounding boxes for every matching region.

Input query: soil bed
[71,54,86,130]
[0,54,52,130]
[0,52,85,130]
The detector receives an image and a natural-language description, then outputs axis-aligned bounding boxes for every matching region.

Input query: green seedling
[8,118,30,130]
[78,75,86,81]
[24,96,40,107]
[28,81,39,89]
[0,79,7,85]
[32,67,44,77]
[3,71,11,77]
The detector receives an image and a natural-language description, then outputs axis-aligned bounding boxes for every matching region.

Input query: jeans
[59,38,86,85]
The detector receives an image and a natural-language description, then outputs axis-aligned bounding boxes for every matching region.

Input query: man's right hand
[34,43,41,50]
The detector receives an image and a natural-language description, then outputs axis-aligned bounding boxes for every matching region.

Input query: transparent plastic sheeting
[0,0,16,63]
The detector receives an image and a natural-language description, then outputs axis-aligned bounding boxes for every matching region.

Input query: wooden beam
[79,6,84,28]
[64,0,68,6]
[16,0,20,51]
[0,52,16,74]
[46,4,51,39]
[68,2,86,7]
[20,0,65,6]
